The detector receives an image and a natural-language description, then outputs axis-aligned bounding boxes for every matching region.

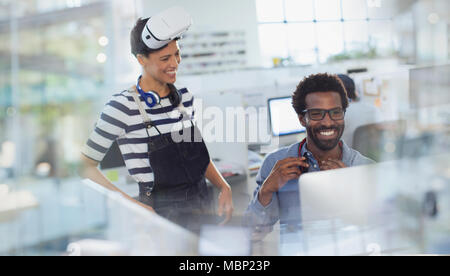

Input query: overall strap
[130,86,193,130]
[129,86,152,126]
[129,86,161,135]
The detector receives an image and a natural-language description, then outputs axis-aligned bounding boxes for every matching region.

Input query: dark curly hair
[292,73,349,115]
[337,74,356,100]
[130,18,179,58]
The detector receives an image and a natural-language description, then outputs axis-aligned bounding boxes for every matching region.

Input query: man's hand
[217,185,234,226]
[259,157,309,206]
[320,159,347,171]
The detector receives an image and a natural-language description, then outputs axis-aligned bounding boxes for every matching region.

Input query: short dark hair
[292,73,349,115]
[130,18,180,58]
[130,18,153,57]
[337,74,357,100]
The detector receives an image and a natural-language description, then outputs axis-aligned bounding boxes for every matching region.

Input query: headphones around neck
[136,75,181,108]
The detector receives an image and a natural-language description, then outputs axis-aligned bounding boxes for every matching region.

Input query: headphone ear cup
[147,91,161,107]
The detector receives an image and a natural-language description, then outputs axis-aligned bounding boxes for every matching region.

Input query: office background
[0,0,449,255]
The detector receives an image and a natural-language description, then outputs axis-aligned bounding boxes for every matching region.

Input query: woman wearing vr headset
[80,7,233,230]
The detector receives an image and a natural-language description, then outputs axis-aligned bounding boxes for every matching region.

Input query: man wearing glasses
[246,73,374,235]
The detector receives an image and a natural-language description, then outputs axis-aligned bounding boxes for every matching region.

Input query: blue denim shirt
[245,140,374,234]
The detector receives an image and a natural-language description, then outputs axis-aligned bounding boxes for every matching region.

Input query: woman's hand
[205,161,235,226]
[217,185,234,226]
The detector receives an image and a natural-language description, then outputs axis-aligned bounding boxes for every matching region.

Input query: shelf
[179,30,248,75]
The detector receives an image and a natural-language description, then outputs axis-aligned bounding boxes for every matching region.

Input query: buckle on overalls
[144,121,153,129]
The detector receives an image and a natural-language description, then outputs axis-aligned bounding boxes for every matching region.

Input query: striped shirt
[82,87,195,188]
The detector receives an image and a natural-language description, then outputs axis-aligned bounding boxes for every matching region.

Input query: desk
[0,178,198,256]
[1,152,448,255]
[0,191,39,223]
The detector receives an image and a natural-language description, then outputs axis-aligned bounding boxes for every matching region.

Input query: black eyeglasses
[302,107,345,121]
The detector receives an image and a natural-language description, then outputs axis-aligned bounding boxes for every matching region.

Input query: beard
[307,123,345,151]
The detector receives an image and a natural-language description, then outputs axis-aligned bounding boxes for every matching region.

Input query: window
[0,0,114,179]
[256,0,394,67]
[287,23,317,64]
[315,0,341,21]
[256,0,285,22]
[285,0,314,21]
[342,0,367,20]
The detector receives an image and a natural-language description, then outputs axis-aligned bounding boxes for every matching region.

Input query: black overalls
[130,88,216,232]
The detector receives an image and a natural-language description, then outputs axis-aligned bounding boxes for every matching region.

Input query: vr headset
[141,6,193,50]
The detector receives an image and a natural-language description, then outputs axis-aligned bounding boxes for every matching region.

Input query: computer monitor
[299,164,390,225]
[298,153,450,254]
[268,96,306,137]
[297,161,428,255]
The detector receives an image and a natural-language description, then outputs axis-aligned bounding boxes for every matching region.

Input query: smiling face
[138,40,181,85]
[300,91,345,151]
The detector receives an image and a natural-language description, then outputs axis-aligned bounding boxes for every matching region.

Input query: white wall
[178,58,403,97]
[413,0,449,63]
